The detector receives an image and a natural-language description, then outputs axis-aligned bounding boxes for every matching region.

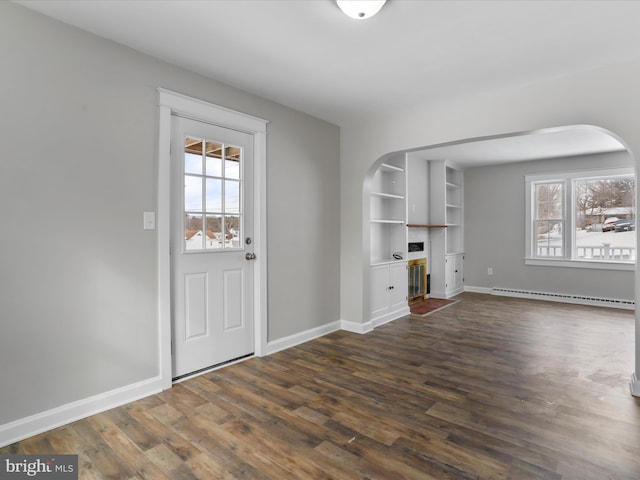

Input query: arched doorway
[363,124,639,396]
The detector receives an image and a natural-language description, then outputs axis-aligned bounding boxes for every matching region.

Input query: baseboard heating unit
[491,287,635,310]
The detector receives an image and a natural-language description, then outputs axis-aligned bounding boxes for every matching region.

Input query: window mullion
[564,178,572,260]
[221,144,226,249]
[201,143,206,250]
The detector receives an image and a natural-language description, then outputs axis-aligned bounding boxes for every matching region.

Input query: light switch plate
[143,211,156,230]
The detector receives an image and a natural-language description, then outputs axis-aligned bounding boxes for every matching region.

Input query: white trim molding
[371,306,411,329]
[340,307,409,334]
[340,319,374,334]
[464,285,493,295]
[157,89,268,389]
[267,321,341,355]
[630,373,640,397]
[0,377,162,448]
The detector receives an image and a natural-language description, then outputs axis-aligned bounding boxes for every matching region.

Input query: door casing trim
[157,88,268,390]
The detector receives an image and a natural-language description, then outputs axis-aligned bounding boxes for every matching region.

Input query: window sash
[533,182,564,259]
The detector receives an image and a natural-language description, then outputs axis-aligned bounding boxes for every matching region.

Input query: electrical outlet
[487,267,493,275]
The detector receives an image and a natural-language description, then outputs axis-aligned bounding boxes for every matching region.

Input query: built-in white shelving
[368,156,409,323]
[369,158,407,264]
[429,161,464,298]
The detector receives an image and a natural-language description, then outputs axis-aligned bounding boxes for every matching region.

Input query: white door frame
[157,88,268,390]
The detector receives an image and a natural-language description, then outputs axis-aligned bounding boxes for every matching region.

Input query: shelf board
[379,163,404,173]
[445,204,462,209]
[371,219,405,224]
[446,181,462,189]
[371,191,405,200]
[407,224,447,228]
[371,258,407,266]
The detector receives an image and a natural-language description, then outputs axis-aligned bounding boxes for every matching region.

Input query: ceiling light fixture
[336,0,386,20]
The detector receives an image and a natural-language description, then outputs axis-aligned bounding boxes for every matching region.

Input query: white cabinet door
[370,262,409,322]
[454,255,464,289]
[389,262,408,311]
[445,254,464,296]
[370,264,390,319]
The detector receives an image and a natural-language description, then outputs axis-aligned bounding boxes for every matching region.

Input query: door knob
[245,252,256,261]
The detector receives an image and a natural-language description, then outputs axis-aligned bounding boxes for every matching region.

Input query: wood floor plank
[124,404,202,463]
[2,292,639,479]
[85,414,172,480]
[71,420,134,480]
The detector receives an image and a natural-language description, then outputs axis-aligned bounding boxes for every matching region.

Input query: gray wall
[0,2,340,426]
[464,151,634,299]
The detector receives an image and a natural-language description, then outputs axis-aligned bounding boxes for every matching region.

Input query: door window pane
[183,135,243,252]
[225,215,241,248]
[184,175,202,212]
[206,141,223,177]
[225,180,240,214]
[205,178,222,212]
[205,215,223,250]
[185,214,204,251]
[225,145,241,179]
[184,138,203,175]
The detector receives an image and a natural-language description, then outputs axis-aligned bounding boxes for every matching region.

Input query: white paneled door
[171,115,254,379]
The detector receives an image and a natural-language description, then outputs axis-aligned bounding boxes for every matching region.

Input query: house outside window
[525,167,635,270]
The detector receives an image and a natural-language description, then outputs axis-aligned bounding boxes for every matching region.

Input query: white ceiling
[409,126,627,168]
[15,0,639,163]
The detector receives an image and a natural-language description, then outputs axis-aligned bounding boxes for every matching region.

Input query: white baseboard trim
[266,321,341,355]
[0,376,163,448]
[340,319,374,334]
[340,306,410,335]
[464,285,493,295]
[372,306,411,329]
[630,373,640,397]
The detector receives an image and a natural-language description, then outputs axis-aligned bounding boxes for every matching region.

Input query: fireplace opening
[408,258,428,304]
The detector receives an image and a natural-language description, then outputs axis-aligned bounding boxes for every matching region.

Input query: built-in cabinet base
[370,262,408,323]
[444,253,464,297]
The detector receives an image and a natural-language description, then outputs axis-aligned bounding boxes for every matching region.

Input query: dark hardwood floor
[2,292,639,479]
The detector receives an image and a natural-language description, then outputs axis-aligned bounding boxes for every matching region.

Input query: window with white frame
[525,168,636,269]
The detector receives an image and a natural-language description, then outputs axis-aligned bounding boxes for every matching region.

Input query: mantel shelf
[407,224,448,228]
